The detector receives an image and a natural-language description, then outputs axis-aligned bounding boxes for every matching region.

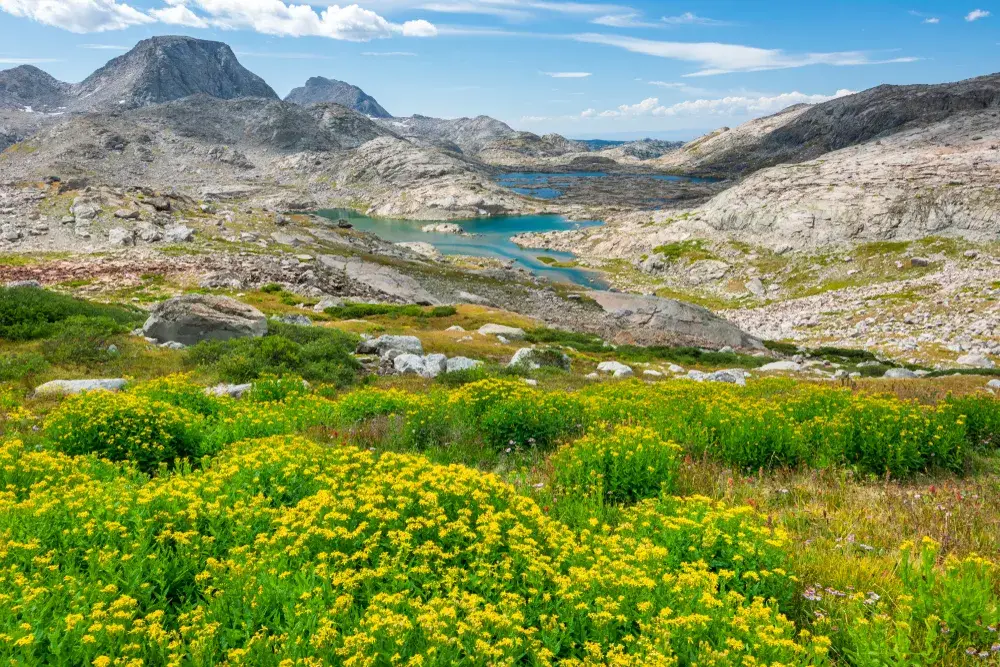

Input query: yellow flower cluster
[0,435,830,665]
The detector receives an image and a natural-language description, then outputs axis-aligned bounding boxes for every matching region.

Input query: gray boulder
[588,291,763,349]
[34,378,126,396]
[707,369,747,386]
[357,335,424,357]
[393,353,428,376]
[597,361,634,378]
[884,368,919,379]
[318,255,439,305]
[423,353,448,378]
[508,347,571,371]
[5,280,41,288]
[957,353,995,369]
[205,383,253,399]
[165,225,194,243]
[987,379,1000,390]
[479,323,526,340]
[446,357,482,373]
[759,360,803,372]
[143,294,267,346]
[108,227,135,246]
[274,314,312,327]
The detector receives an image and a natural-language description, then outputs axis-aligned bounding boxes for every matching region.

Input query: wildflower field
[3,287,1000,665]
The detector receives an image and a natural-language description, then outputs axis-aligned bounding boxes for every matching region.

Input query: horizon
[0,1,997,138]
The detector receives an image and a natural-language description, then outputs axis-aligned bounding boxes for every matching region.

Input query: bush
[131,373,227,417]
[244,375,309,403]
[40,315,130,365]
[552,426,682,505]
[450,378,584,451]
[0,351,48,381]
[945,394,1000,449]
[44,392,202,471]
[323,303,457,320]
[524,327,607,353]
[0,287,143,341]
[189,324,359,386]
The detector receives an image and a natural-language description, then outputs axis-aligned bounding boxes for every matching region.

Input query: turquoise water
[317,209,608,288]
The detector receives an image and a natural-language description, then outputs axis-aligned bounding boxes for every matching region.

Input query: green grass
[325,303,458,320]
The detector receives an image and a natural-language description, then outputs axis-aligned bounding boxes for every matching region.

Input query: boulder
[988,379,1000,390]
[165,225,194,243]
[479,323,526,340]
[423,353,448,378]
[643,370,663,378]
[34,379,126,396]
[508,347,571,371]
[587,291,763,350]
[108,227,135,246]
[142,295,268,346]
[205,383,253,398]
[446,357,482,373]
[357,335,423,357]
[759,361,803,372]
[957,353,995,369]
[274,314,312,327]
[393,353,428,376]
[707,369,747,386]
[745,277,766,297]
[5,280,41,288]
[114,209,140,220]
[597,361,634,378]
[909,257,931,268]
[313,297,344,312]
[421,223,466,235]
[318,255,439,305]
[396,241,442,261]
[884,368,919,379]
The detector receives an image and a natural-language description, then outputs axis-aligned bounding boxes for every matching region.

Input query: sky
[0,1,997,140]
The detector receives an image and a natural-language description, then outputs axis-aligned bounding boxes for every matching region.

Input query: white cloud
[400,18,437,35]
[661,12,728,26]
[155,1,437,41]
[586,89,855,119]
[150,4,209,27]
[0,0,153,33]
[923,17,940,24]
[361,50,418,55]
[573,33,918,76]
[419,2,532,20]
[591,13,657,27]
[543,71,591,77]
[966,9,990,21]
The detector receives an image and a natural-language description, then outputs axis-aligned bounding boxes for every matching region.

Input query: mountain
[376,114,515,155]
[0,65,71,111]
[660,73,1000,176]
[285,77,390,118]
[0,36,277,115]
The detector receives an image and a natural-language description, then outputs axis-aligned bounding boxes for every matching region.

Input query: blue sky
[0,1,997,139]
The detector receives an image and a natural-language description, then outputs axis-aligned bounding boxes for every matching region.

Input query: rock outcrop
[375,114,515,155]
[285,77,390,118]
[143,294,268,345]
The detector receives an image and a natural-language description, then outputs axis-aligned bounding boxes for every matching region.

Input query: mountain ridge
[285,76,391,118]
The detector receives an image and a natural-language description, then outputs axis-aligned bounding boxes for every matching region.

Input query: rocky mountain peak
[285,77,391,118]
[0,64,71,111]
[74,35,278,111]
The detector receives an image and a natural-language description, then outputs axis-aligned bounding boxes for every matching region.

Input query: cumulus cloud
[573,33,918,76]
[966,9,990,21]
[587,89,855,119]
[0,0,153,33]
[150,4,209,27]
[400,18,437,35]
[543,71,591,78]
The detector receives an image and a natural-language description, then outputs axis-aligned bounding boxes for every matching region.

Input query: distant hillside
[376,114,515,155]
[285,77,391,118]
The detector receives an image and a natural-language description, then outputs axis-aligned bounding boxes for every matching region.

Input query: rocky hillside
[0,36,277,114]
[376,114,515,155]
[285,77,390,118]
[478,132,587,165]
[334,136,531,219]
[661,73,1000,177]
[0,65,71,111]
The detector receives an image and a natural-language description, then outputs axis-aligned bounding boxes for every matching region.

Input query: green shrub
[336,387,421,424]
[44,392,202,471]
[0,351,48,381]
[614,344,768,368]
[245,375,309,403]
[131,373,227,417]
[0,287,143,341]
[40,316,130,365]
[451,379,584,451]
[552,426,682,505]
[189,324,359,386]
[944,394,1000,450]
[525,327,606,353]
[260,283,284,294]
[323,303,456,320]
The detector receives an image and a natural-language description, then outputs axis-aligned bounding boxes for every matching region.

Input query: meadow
[2,286,1000,665]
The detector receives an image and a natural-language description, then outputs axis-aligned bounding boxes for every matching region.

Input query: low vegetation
[1,288,1000,664]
